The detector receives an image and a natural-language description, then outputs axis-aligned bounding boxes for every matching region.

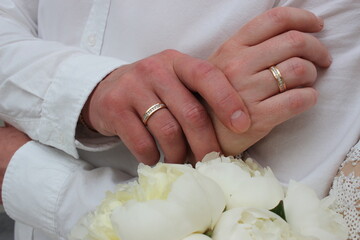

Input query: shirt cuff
[74,123,121,152]
[2,141,133,238]
[38,53,128,158]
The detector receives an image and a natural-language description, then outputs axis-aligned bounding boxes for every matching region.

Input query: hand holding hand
[82,51,251,164]
[208,7,332,155]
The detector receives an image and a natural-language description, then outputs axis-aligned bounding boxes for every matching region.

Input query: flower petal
[284,181,348,240]
[110,164,226,240]
[212,208,299,240]
[182,234,213,240]
[196,153,284,210]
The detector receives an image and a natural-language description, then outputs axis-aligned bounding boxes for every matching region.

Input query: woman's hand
[0,123,30,204]
[82,51,251,164]
[208,7,332,155]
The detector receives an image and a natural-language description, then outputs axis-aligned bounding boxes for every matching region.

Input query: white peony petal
[284,181,348,240]
[196,153,284,210]
[110,163,226,240]
[212,207,300,240]
[69,189,123,240]
[182,234,213,240]
[112,199,196,240]
[173,167,226,228]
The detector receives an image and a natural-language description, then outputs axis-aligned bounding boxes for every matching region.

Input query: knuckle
[100,89,128,117]
[101,90,120,110]
[132,138,154,157]
[135,56,162,75]
[286,30,306,49]
[250,116,273,137]
[289,93,304,111]
[192,61,220,80]
[288,58,317,85]
[160,49,181,58]
[289,58,307,78]
[216,90,238,108]
[182,103,209,127]
[134,54,175,84]
[287,91,315,113]
[211,43,229,59]
[266,7,290,25]
[212,40,237,60]
[159,120,182,141]
[222,58,243,78]
[254,124,273,137]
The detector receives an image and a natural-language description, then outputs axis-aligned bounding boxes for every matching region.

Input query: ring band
[269,66,287,93]
[142,103,167,125]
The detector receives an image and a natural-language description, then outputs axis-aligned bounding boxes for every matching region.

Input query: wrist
[78,67,124,135]
[79,93,97,132]
[0,127,30,204]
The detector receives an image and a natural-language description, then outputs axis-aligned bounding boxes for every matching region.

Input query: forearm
[0,125,30,204]
[2,139,134,239]
[0,1,127,157]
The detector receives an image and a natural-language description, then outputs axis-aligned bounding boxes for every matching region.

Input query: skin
[208,7,331,155]
[83,7,331,162]
[0,124,30,204]
[82,50,250,165]
[0,7,337,202]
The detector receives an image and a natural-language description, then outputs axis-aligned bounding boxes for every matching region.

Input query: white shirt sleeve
[2,141,134,239]
[0,0,127,158]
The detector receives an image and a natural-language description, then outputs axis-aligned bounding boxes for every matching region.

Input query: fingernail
[318,17,324,28]
[231,110,249,133]
[328,54,333,64]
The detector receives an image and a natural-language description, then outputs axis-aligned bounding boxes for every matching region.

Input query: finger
[114,110,161,165]
[129,54,220,162]
[254,87,318,128]
[239,58,317,101]
[245,31,331,71]
[170,98,220,161]
[152,73,221,162]
[172,51,251,134]
[232,7,324,46]
[139,101,188,164]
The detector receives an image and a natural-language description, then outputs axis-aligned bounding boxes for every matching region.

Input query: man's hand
[82,50,250,164]
[0,123,30,204]
[208,7,332,155]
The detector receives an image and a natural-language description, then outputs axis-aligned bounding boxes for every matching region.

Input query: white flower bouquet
[70,152,348,240]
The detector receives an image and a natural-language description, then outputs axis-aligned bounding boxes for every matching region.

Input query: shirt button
[87,34,97,47]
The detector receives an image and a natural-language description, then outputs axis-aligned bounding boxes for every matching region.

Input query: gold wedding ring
[269,66,287,93]
[142,103,167,125]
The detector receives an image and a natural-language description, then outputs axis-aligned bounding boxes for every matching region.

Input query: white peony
[284,181,348,240]
[70,153,349,240]
[69,186,124,240]
[70,162,226,240]
[182,234,213,240]
[212,207,301,240]
[196,152,284,210]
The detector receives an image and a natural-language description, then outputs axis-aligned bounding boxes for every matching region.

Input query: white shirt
[1,0,360,239]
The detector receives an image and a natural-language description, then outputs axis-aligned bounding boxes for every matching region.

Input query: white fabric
[248,0,360,197]
[3,141,134,240]
[1,0,360,239]
[0,0,126,157]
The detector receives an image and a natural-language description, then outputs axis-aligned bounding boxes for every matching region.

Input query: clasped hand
[82,7,331,164]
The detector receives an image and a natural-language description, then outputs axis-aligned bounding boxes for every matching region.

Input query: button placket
[80,0,111,54]
[87,34,97,47]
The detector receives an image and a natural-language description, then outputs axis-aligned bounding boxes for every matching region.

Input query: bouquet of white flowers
[70,152,348,240]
